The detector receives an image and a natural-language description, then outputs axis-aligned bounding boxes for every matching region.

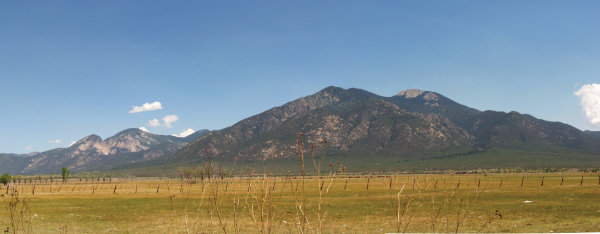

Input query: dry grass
[0,172,599,233]
[2,137,599,233]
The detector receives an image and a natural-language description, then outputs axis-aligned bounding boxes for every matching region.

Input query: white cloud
[148,118,160,127]
[172,128,195,138]
[129,101,163,113]
[145,115,179,129]
[48,139,62,144]
[162,115,178,128]
[25,146,32,150]
[575,84,600,127]
[139,127,149,132]
[69,141,76,147]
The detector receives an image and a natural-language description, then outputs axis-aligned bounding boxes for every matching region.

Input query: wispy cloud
[139,127,149,132]
[162,115,178,128]
[48,139,62,144]
[575,84,600,127]
[146,115,179,128]
[172,128,195,138]
[148,118,160,127]
[69,141,76,147]
[129,101,163,113]
[25,145,32,151]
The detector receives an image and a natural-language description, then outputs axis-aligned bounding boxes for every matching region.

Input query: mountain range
[2,86,599,174]
[168,86,600,170]
[0,129,209,174]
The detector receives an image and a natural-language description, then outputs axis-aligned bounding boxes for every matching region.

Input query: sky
[1,1,599,154]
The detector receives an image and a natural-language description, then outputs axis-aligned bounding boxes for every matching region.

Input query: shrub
[62,167,70,182]
[0,173,12,185]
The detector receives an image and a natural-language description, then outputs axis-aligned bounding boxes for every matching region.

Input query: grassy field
[1,172,600,233]
[101,147,600,177]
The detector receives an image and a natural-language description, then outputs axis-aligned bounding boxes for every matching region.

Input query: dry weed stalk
[3,187,32,234]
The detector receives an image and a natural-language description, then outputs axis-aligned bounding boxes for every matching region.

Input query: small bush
[0,173,11,185]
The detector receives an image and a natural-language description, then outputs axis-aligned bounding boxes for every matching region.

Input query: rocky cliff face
[3,128,209,174]
[171,86,600,165]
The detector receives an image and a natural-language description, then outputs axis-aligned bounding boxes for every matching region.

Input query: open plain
[2,172,600,233]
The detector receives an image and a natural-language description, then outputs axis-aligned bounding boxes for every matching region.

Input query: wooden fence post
[520,176,524,187]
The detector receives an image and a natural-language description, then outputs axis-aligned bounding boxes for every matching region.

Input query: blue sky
[1,1,599,153]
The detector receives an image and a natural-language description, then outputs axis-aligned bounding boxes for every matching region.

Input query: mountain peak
[396,89,440,100]
[79,134,103,143]
[317,86,346,95]
[396,89,425,98]
[115,128,147,136]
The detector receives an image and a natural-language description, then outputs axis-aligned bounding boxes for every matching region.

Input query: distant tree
[61,167,70,182]
[544,168,551,173]
[177,167,198,184]
[0,173,11,185]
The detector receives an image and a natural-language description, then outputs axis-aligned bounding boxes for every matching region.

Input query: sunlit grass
[1,172,600,233]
